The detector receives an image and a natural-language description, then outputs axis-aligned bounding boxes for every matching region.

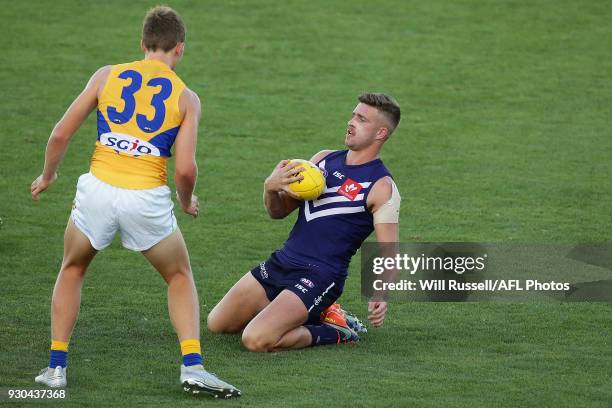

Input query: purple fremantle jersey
[276,150,392,277]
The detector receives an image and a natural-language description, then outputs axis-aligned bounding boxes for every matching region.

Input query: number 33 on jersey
[91,59,186,189]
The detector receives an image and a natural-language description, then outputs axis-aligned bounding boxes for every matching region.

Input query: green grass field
[1,0,611,406]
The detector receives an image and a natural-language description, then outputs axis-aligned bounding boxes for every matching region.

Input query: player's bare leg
[143,228,241,398]
[207,272,270,333]
[51,219,97,342]
[36,219,97,388]
[241,290,310,352]
[142,228,199,340]
[270,326,313,351]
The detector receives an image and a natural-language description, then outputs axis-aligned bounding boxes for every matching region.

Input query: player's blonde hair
[358,93,401,134]
[142,6,186,52]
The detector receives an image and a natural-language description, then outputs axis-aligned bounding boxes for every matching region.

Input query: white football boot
[180,364,241,399]
[35,366,67,388]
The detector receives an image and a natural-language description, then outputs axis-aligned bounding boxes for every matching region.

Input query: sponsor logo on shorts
[294,284,308,294]
[260,262,268,279]
[100,132,161,157]
[300,278,315,288]
[308,282,336,313]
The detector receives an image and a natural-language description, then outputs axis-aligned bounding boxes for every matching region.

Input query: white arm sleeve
[373,179,401,224]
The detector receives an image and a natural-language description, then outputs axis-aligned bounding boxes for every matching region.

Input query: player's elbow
[263,198,290,219]
[174,164,197,185]
[266,208,287,220]
[263,199,287,219]
[50,122,71,143]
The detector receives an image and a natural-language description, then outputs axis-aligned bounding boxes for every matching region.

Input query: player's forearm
[263,188,288,219]
[372,224,400,301]
[41,132,71,180]
[175,164,197,208]
[262,161,301,219]
[372,245,401,301]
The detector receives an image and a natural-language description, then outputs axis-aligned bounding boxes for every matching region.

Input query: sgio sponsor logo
[100,132,161,157]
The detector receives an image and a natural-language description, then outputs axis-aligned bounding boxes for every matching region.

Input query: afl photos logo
[100,132,161,157]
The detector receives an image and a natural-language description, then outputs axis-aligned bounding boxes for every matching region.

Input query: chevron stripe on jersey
[304,182,372,221]
[276,150,392,276]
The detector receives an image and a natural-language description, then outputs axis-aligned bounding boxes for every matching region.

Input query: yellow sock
[51,340,69,352]
[49,340,69,368]
[180,339,203,366]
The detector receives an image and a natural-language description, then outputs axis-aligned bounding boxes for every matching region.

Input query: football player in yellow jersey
[30,6,240,398]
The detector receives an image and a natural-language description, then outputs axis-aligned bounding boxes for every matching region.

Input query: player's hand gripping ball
[288,159,325,200]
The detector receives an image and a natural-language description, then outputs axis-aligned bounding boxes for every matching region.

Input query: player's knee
[165,266,193,285]
[241,330,273,353]
[176,264,193,278]
[59,263,87,280]
[206,311,225,333]
[207,307,241,333]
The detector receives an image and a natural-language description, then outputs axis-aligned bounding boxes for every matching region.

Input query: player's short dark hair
[142,6,186,52]
[358,93,401,134]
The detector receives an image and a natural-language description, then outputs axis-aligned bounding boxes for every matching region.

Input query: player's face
[345,103,386,150]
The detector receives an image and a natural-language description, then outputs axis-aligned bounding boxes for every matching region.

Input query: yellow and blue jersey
[91,59,186,189]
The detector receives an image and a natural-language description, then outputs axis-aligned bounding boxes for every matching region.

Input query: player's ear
[175,42,185,57]
[140,39,147,53]
[375,127,389,141]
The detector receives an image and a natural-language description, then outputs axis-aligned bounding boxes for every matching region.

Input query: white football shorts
[71,172,177,251]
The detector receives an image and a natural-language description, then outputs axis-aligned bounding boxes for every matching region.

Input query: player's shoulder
[373,176,397,191]
[89,65,112,80]
[185,87,200,103]
[88,65,112,94]
[370,176,400,202]
[309,149,336,164]
[181,87,200,107]
[95,65,112,75]
[178,87,201,118]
